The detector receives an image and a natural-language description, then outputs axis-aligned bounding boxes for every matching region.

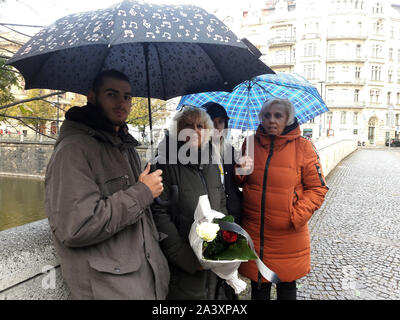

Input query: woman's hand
[235,155,254,175]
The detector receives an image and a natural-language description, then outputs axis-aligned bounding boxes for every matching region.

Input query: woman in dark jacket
[151,106,228,300]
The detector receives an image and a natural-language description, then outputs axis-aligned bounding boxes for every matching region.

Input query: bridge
[2,140,399,300]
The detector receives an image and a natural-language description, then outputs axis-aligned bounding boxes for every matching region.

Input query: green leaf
[204,236,257,261]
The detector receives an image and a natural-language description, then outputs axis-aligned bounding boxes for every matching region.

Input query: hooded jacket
[236,120,328,283]
[151,134,228,300]
[203,102,242,223]
[44,104,170,299]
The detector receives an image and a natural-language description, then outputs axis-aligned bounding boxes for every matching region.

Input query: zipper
[105,175,130,186]
[315,164,326,187]
[294,190,299,203]
[258,136,275,287]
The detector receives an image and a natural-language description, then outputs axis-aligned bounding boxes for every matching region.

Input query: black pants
[251,280,297,300]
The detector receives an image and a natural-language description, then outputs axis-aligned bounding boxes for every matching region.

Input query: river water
[0,176,46,232]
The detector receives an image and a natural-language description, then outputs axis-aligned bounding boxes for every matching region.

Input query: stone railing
[0,139,358,299]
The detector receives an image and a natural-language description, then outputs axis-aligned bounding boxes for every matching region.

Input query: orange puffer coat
[236,123,328,283]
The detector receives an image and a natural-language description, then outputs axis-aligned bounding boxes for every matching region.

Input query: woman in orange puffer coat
[235,98,328,300]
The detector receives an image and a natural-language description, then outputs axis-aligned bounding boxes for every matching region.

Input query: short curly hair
[169,105,213,149]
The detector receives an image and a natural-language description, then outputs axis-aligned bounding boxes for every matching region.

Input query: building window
[341,111,347,124]
[353,112,359,125]
[328,66,335,81]
[356,44,361,57]
[354,89,360,102]
[370,89,380,103]
[397,92,400,104]
[389,48,393,60]
[354,129,358,135]
[372,44,382,57]
[387,92,392,104]
[327,112,333,125]
[373,21,383,34]
[303,64,316,79]
[304,43,316,56]
[371,66,381,81]
[355,66,361,79]
[388,69,393,83]
[372,3,383,14]
[328,44,336,58]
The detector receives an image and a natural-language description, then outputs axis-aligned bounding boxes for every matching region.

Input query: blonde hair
[258,98,295,126]
[169,105,214,149]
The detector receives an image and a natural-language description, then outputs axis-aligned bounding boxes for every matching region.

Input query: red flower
[222,230,238,243]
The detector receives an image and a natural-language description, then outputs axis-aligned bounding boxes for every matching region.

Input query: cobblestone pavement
[240,147,400,300]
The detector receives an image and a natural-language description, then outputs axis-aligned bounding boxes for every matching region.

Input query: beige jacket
[45,118,169,300]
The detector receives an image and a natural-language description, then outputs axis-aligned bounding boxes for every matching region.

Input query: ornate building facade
[216,0,400,145]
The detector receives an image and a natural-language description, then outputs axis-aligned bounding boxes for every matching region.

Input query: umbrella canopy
[6,0,273,99]
[178,73,329,131]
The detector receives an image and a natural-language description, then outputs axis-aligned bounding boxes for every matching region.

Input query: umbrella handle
[155,185,179,207]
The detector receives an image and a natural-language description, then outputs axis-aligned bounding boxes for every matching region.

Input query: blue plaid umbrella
[177,73,329,131]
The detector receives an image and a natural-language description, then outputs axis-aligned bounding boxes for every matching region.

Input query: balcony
[326,33,367,40]
[267,59,296,67]
[268,36,296,47]
[326,101,366,109]
[326,56,367,63]
[325,79,366,86]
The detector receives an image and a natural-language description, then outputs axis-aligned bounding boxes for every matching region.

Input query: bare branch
[0,22,44,28]
[0,91,65,111]
[1,115,56,140]
[0,113,62,122]
[0,24,32,38]
[0,35,24,47]
[0,47,17,55]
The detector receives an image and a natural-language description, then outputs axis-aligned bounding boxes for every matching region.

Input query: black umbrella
[7,0,274,145]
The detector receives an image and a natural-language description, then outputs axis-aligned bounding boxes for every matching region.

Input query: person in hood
[235,98,329,300]
[44,69,170,300]
[151,105,229,300]
[203,102,242,224]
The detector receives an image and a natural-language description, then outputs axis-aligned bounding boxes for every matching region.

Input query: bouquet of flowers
[189,196,258,294]
[197,216,257,261]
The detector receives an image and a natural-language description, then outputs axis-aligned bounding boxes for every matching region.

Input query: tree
[127,97,170,141]
[0,58,19,109]
[4,89,57,135]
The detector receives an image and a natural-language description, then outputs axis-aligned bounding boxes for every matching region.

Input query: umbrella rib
[153,43,167,101]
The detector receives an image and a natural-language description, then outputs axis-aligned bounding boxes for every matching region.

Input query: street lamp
[318,81,326,138]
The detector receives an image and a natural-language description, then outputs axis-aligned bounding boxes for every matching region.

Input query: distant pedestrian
[45,69,170,300]
[236,98,328,300]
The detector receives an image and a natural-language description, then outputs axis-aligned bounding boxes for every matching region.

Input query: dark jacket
[221,143,242,223]
[45,104,170,299]
[151,137,228,300]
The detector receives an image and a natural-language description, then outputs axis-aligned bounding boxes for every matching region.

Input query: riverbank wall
[0,138,357,299]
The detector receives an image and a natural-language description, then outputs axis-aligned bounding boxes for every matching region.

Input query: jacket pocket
[104,175,131,196]
[88,256,143,299]
[88,256,141,274]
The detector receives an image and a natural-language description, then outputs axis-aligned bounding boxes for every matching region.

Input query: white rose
[196,222,220,242]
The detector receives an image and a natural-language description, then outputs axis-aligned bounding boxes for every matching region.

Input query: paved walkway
[296,147,400,300]
[239,147,400,300]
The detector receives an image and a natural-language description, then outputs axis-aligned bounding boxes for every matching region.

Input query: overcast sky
[0,0,237,28]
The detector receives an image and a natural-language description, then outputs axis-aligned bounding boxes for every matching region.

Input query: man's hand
[139,163,164,199]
